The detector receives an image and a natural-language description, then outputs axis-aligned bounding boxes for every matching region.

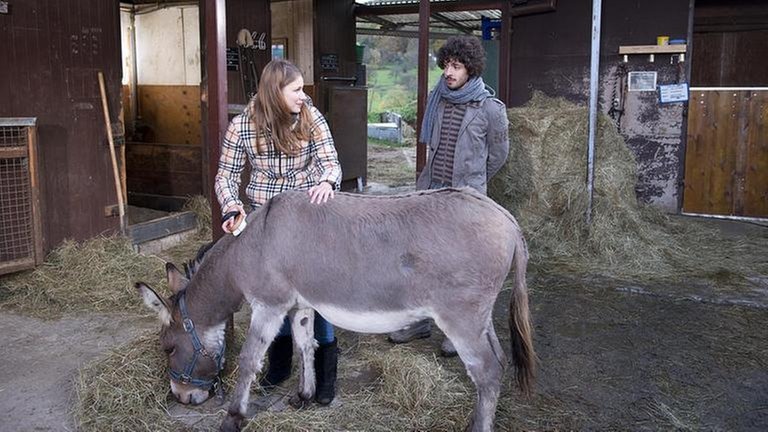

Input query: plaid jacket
[215,103,342,212]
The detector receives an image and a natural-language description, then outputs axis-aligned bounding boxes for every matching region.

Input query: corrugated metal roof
[356,1,501,38]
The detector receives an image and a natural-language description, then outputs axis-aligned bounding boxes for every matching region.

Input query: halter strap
[168,292,226,390]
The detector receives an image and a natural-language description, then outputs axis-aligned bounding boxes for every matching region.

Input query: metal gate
[683,88,768,220]
[0,118,44,275]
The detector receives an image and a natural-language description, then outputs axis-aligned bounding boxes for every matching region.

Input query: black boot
[314,338,338,405]
[259,335,293,389]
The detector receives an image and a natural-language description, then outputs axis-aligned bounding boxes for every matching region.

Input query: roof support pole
[586,0,602,225]
[499,0,511,104]
[416,0,430,175]
[200,0,228,238]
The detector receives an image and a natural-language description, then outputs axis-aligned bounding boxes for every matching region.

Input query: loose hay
[75,326,476,432]
[75,322,247,432]
[247,343,473,432]
[0,235,166,317]
[74,332,181,432]
[489,92,768,282]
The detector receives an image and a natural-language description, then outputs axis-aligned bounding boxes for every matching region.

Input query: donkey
[137,188,535,432]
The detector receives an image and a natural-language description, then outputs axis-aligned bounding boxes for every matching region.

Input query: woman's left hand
[308,181,335,204]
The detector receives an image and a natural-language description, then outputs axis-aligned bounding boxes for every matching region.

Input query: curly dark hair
[436,36,486,77]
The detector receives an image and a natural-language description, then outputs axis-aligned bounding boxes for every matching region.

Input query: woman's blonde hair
[250,59,311,155]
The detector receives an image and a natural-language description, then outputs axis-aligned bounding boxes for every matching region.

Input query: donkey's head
[136,262,225,405]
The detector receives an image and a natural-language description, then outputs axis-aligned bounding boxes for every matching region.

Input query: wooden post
[98,71,126,234]
[415,0,430,175]
[200,0,228,239]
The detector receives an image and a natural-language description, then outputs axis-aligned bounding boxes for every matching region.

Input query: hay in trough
[489,92,768,282]
[182,194,213,240]
[0,235,166,317]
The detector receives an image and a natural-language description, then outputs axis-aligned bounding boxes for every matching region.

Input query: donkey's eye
[164,347,175,356]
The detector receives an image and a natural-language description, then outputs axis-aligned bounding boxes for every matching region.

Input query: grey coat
[416,96,510,194]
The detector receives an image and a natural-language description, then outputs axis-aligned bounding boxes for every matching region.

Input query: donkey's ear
[165,262,189,295]
[136,282,172,326]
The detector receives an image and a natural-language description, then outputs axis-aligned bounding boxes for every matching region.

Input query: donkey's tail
[509,227,536,396]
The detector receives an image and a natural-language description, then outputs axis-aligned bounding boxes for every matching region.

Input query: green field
[366,66,442,125]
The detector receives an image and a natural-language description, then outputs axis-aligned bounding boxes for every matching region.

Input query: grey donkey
[137,188,536,432]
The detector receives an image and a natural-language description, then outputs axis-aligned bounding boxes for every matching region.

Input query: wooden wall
[313,0,357,115]
[0,0,123,252]
[226,0,272,106]
[684,90,768,217]
[508,0,690,212]
[692,0,768,87]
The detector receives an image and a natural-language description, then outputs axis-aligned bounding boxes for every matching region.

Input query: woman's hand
[308,181,335,204]
[221,204,246,233]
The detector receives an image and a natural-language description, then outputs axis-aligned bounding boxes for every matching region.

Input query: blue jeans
[277,313,335,344]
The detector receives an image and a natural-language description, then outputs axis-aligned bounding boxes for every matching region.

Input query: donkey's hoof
[289,393,313,409]
[220,413,243,432]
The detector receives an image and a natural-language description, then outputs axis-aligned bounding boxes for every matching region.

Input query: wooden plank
[27,125,43,265]
[126,192,188,212]
[683,90,738,215]
[732,90,750,215]
[618,44,687,55]
[0,257,36,277]
[127,211,197,244]
[709,91,739,215]
[743,90,768,217]
[137,85,202,145]
[0,147,27,158]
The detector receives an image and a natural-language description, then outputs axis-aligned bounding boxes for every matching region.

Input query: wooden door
[683,89,768,218]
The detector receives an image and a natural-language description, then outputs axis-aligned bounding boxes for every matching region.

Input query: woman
[214,59,342,405]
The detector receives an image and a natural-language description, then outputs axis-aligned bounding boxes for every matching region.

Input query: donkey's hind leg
[287,308,317,407]
[437,316,505,432]
[221,305,286,432]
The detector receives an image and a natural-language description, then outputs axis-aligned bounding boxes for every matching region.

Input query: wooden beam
[499,0,511,104]
[416,0,430,175]
[618,44,687,55]
[200,0,227,239]
[357,27,463,39]
[357,0,501,16]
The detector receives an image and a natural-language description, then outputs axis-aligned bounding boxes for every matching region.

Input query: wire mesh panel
[0,118,42,275]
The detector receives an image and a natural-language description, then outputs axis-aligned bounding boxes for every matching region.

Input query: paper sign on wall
[659,83,689,103]
[628,71,657,92]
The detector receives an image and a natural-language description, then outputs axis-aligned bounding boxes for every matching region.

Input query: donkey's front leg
[220,305,285,432]
[288,308,317,408]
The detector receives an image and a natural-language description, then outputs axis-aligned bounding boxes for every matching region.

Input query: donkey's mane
[183,240,218,280]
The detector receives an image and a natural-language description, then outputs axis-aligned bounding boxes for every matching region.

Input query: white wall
[120,10,132,85]
[124,6,200,86]
[271,0,314,85]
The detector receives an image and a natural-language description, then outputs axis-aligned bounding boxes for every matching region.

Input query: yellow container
[657,36,670,46]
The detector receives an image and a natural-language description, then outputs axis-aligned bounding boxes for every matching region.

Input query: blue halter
[168,292,226,390]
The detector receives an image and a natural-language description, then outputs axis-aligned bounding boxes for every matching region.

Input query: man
[388,35,510,357]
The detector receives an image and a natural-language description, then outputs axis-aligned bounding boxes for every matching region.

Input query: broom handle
[98,71,126,234]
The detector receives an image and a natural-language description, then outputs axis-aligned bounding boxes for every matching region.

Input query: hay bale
[489,92,767,281]
[0,236,166,317]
